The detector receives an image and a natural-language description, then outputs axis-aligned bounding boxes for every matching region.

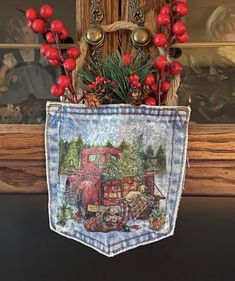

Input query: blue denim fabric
[45,102,190,257]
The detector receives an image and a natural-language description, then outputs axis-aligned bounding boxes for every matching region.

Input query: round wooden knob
[84,24,104,45]
[131,27,151,47]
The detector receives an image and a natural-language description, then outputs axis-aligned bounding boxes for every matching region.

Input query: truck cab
[65,147,120,209]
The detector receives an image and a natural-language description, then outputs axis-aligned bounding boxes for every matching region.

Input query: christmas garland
[24,1,189,107]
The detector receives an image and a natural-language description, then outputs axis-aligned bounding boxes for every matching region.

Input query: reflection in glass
[0,45,58,124]
[0,0,75,43]
[187,1,235,41]
[178,47,235,123]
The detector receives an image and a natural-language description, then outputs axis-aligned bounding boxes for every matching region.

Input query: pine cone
[142,84,152,98]
[128,88,144,106]
[94,81,112,100]
[83,93,100,108]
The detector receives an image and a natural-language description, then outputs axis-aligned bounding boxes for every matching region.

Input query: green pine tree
[156,145,166,173]
[60,139,80,174]
[143,145,158,171]
[118,139,129,152]
[105,140,113,147]
[104,136,144,181]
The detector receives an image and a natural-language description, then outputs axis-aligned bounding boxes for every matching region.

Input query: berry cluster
[122,53,132,66]
[151,0,189,105]
[129,74,142,88]
[25,4,80,102]
[154,0,189,47]
[88,76,106,90]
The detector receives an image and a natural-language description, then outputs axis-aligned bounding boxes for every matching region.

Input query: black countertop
[0,196,234,281]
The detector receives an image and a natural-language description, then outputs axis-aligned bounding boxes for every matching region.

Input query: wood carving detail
[130,0,145,26]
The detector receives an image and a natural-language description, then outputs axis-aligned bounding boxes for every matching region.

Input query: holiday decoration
[32,19,46,33]
[176,31,189,43]
[145,96,157,106]
[175,3,189,17]
[40,4,54,19]
[25,8,38,21]
[50,84,64,97]
[24,0,189,107]
[24,2,191,257]
[46,103,190,256]
[169,62,183,76]
[156,13,170,26]
[67,48,80,59]
[153,33,168,47]
[63,58,76,72]
[122,53,132,66]
[172,21,186,36]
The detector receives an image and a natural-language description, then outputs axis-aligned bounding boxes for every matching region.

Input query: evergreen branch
[77,51,155,103]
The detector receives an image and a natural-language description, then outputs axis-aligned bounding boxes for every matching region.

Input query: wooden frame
[0,0,235,196]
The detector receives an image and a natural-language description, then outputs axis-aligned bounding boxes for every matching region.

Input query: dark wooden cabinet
[0,1,234,207]
[1,124,235,195]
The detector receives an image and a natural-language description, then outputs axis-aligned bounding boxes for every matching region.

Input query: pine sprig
[77,51,156,103]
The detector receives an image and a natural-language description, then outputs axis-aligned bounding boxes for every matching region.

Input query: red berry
[63,58,76,72]
[175,3,189,17]
[156,13,170,26]
[176,31,189,43]
[40,4,54,19]
[161,81,171,93]
[59,27,69,40]
[45,48,59,60]
[160,5,171,14]
[123,53,132,66]
[40,44,51,56]
[154,56,168,70]
[46,32,56,44]
[169,62,183,75]
[172,22,186,36]
[67,48,80,59]
[51,84,64,97]
[49,59,60,66]
[25,8,38,21]
[145,74,155,85]
[95,76,105,83]
[32,19,46,34]
[51,20,64,33]
[151,83,158,92]
[145,97,157,106]
[130,74,139,83]
[57,75,71,88]
[88,83,96,89]
[153,33,168,47]
[133,74,139,81]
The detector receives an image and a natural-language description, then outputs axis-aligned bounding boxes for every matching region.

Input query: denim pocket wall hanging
[45,102,190,257]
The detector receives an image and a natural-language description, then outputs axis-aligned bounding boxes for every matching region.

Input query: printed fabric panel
[45,102,190,257]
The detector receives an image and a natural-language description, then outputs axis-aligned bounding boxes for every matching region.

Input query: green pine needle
[77,51,157,103]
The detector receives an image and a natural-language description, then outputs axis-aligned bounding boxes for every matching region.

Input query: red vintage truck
[65,147,163,219]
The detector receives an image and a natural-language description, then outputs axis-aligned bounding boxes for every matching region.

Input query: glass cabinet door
[0,0,76,124]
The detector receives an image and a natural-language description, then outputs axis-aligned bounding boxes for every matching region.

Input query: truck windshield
[88,154,117,169]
